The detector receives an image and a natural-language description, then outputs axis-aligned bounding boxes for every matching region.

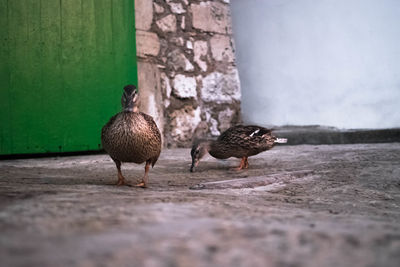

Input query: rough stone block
[167,49,194,72]
[210,34,234,63]
[169,2,186,14]
[186,41,193,50]
[135,0,153,31]
[160,72,172,98]
[181,15,186,30]
[218,108,235,132]
[209,117,221,136]
[156,14,177,32]
[192,121,209,140]
[194,40,208,72]
[170,36,185,46]
[170,106,201,143]
[153,3,164,14]
[137,61,164,139]
[172,75,197,99]
[136,30,160,57]
[191,2,231,34]
[201,67,241,103]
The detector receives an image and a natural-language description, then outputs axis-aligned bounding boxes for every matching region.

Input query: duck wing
[139,112,162,166]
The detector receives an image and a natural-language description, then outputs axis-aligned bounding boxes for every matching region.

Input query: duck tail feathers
[275,138,288,144]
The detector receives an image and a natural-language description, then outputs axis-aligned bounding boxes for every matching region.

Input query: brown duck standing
[190,125,287,172]
[101,85,161,188]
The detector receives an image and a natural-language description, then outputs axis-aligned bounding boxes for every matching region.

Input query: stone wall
[135,0,241,147]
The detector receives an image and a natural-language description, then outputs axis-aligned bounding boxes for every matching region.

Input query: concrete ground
[0,143,399,267]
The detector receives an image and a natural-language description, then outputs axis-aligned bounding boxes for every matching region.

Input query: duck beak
[190,159,199,172]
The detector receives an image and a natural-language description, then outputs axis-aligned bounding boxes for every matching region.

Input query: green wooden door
[0,0,137,155]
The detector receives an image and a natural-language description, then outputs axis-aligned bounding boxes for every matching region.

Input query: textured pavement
[1,143,400,267]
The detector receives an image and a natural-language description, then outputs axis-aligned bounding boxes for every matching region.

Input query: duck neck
[123,106,139,112]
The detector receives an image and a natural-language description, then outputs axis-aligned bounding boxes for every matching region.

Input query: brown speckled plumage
[191,125,283,172]
[101,112,161,165]
[209,125,276,159]
[101,85,161,187]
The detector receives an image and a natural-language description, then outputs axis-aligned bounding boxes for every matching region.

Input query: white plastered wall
[231,0,400,129]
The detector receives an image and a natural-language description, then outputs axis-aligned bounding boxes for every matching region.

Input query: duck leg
[113,158,126,186]
[134,160,151,188]
[243,157,249,169]
[235,157,247,170]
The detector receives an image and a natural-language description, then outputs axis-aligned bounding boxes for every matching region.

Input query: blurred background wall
[231,0,400,129]
[136,0,241,147]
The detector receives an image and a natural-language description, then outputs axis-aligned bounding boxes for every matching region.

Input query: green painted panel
[0,0,137,155]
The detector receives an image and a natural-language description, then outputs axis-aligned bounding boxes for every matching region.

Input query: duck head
[190,141,210,172]
[121,84,139,112]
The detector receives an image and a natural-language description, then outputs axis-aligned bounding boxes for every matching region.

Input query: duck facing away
[101,85,162,188]
[190,125,287,172]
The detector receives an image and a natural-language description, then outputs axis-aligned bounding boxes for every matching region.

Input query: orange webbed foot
[133,181,147,188]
